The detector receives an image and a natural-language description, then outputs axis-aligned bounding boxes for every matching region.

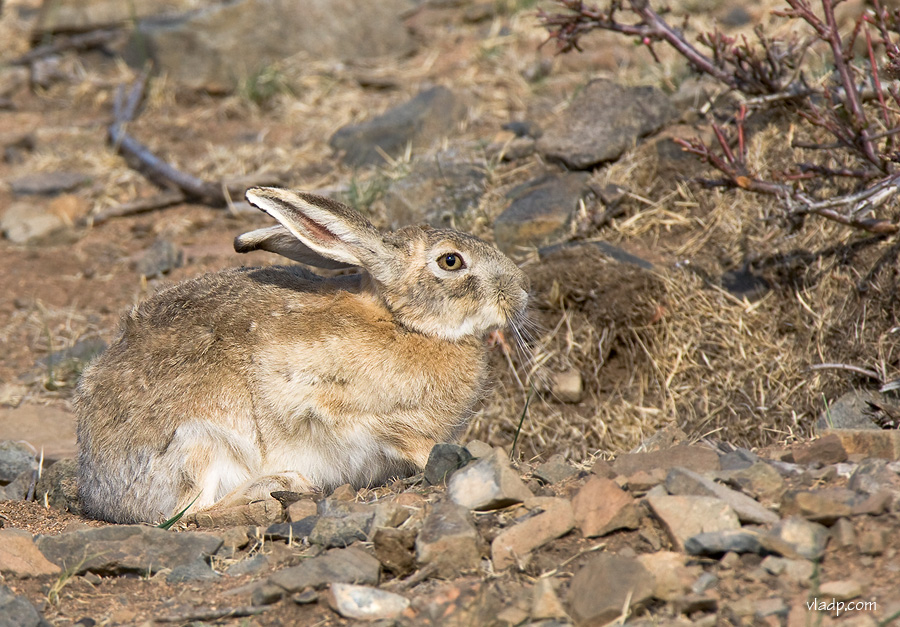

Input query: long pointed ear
[234,225,357,270]
[244,187,385,268]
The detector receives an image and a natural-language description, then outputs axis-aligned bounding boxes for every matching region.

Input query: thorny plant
[539,0,900,278]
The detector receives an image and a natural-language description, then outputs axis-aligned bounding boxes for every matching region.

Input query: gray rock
[265,517,318,542]
[493,172,588,255]
[268,546,380,593]
[0,441,35,484]
[464,440,494,459]
[35,338,107,387]
[36,525,223,576]
[0,469,33,501]
[816,390,883,430]
[447,449,533,510]
[665,467,779,524]
[166,560,221,583]
[415,500,480,578]
[849,458,900,495]
[225,553,271,577]
[381,157,487,230]
[537,79,677,169]
[34,458,80,514]
[763,516,829,561]
[309,511,373,548]
[717,447,759,471]
[684,529,766,556]
[613,444,721,476]
[0,201,67,244]
[646,493,741,551]
[317,498,372,517]
[424,443,473,486]
[533,454,579,485]
[127,0,416,92]
[327,583,410,621]
[0,585,43,627]
[136,239,184,278]
[567,553,655,625]
[780,488,889,524]
[720,462,786,500]
[9,171,90,195]
[252,583,288,606]
[330,86,466,167]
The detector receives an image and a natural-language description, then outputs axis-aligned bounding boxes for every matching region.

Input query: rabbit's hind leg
[206,471,315,511]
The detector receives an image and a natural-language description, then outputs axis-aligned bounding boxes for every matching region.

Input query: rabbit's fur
[76,187,529,523]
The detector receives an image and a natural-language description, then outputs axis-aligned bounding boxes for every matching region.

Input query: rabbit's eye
[437,252,465,271]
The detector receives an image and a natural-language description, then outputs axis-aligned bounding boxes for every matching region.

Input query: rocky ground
[3,430,900,626]
[4,0,900,624]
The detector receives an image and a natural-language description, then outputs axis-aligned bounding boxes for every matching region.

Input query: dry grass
[4,0,899,463]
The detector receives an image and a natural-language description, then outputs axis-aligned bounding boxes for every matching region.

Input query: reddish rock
[287,499,318,522]
[790,434,848,465]
[572,476,641,537]
[826,429,900,461]
[567,553,655,625]
[590,459,616,479]
[491,497,575,570]
[623,468,668,492]
[0,529,61,578]
[612,444,720,476]
[636,551,701,601]
[530,577,568,621]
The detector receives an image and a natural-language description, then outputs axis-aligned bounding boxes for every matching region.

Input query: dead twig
[153,605,269,623]
[108,71,225,205]
[83,191,187,227]
[10,29,120,66]
[101,72,288,220]
[807,363,882,379]
[539,0,900,239]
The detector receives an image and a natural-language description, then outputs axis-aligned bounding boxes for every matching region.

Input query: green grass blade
[157,493,201,530]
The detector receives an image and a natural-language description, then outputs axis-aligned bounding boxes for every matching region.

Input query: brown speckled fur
[76,188,529,523]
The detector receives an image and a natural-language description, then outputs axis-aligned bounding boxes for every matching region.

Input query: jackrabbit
[75,187,529,523]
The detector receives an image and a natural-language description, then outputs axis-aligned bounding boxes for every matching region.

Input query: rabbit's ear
[245,187,385,268]
[234,225,357,270]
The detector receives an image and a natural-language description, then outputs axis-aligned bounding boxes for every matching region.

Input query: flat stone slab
[36,526,223,576]
[267,547,380,593]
